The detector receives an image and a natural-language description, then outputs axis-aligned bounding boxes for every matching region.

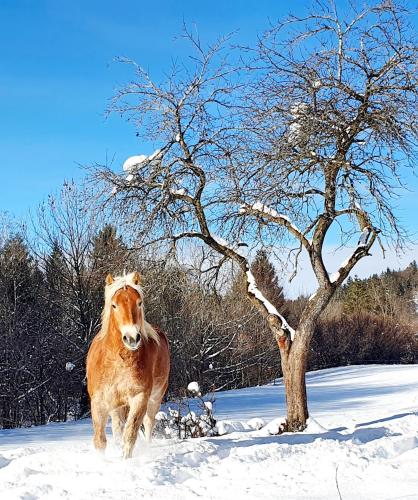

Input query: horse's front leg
[123,393,148,459]
[111,406,128,445]
[91,396,109,452]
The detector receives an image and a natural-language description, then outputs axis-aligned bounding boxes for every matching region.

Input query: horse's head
[106,272,145,351]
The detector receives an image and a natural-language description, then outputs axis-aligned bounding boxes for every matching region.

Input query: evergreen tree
[0,237,45,427]
[251,250,285,310]
[89,225,131,335]
[90,225,130,279]
[342,276,371,315]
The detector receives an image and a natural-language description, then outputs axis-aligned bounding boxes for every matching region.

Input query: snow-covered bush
[154,382,217,439]
[265,417,287,435]
[187,381,201,397]
[247,417,266,431]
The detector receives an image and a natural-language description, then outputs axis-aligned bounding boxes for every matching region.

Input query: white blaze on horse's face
[111,286,144,351]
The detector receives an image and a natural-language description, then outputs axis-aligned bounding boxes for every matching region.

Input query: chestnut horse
[86,271,170,459]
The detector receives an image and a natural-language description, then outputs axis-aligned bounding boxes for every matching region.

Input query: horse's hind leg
[91,397,108,452]
[111,406,128,444]
[123,393,148,459]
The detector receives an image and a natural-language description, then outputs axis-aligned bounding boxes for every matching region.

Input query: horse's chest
[106,362,148,404]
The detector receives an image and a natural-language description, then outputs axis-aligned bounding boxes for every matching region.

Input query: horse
[86,271,170,459]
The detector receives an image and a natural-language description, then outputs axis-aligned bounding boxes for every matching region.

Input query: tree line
[0,183,416,429]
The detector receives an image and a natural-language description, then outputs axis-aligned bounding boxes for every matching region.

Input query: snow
[155,411,167,421]
[251,201,281,218]
[171,188,186,196]
[240,202,303,239]
[330,256,353,283]
[211,234,247,258]
[289,121,302,141]
[122,155,147,172]
[240,201,286,222]
[358,226,371,246]
[264,416,287,435]
[246,268,295,339]
[1,365,418,499]
[122,149,162,173]
[288,102,309,142]
[187,381,201,396]
[290,102,309,116]
[330,240,371,283]
[246,417,265,431]
[213,234,233,248]
[215,420,247,436]
[65,362,75,372]
[329,271,340,283]
[148,149,161,161]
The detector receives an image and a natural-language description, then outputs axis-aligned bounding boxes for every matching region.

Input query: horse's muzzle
[121,326,142,351]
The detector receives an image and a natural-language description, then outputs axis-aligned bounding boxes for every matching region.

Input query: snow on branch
[357,226,372,246]
[172,230,292,339]
[122,149,162,182]
[171,188,187,196]
[246,268,295,340]
[123,155,148,172]
[239,202,310,248]
[240,201,281,220]
[212,234,248,258]
[329,227,376,285]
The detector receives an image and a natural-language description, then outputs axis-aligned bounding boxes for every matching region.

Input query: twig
[335,465,343,500]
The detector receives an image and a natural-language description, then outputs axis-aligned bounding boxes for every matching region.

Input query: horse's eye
[138,301,142,307]
[112,304,117,309]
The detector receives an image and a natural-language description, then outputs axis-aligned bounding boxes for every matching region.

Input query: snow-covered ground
[1,365,417,500]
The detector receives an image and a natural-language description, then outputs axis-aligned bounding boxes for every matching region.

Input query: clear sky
[0,0,305,216]
[0,0,417,293]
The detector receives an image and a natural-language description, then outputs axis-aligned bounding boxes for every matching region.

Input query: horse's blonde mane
[97,272,160,344]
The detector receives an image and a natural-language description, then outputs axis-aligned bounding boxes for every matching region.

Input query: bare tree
[34,182,102,344]
[93,1,418,431]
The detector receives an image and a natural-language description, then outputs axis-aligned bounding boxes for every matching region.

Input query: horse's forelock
[104,273,144,305]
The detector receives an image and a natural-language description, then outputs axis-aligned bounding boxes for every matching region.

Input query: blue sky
[0,0,304,216]
[0,0,417,290]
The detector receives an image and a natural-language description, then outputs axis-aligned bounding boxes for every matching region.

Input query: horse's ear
[105,274,114,286]
[132,271,142,285]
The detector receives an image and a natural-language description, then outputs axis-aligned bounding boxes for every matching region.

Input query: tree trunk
[280,339,309,431]
[277,290,333,431]
[79,383,90,418]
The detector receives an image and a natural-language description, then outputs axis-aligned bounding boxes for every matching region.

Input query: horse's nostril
[135,333,141,344]
[123,335,128,344]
